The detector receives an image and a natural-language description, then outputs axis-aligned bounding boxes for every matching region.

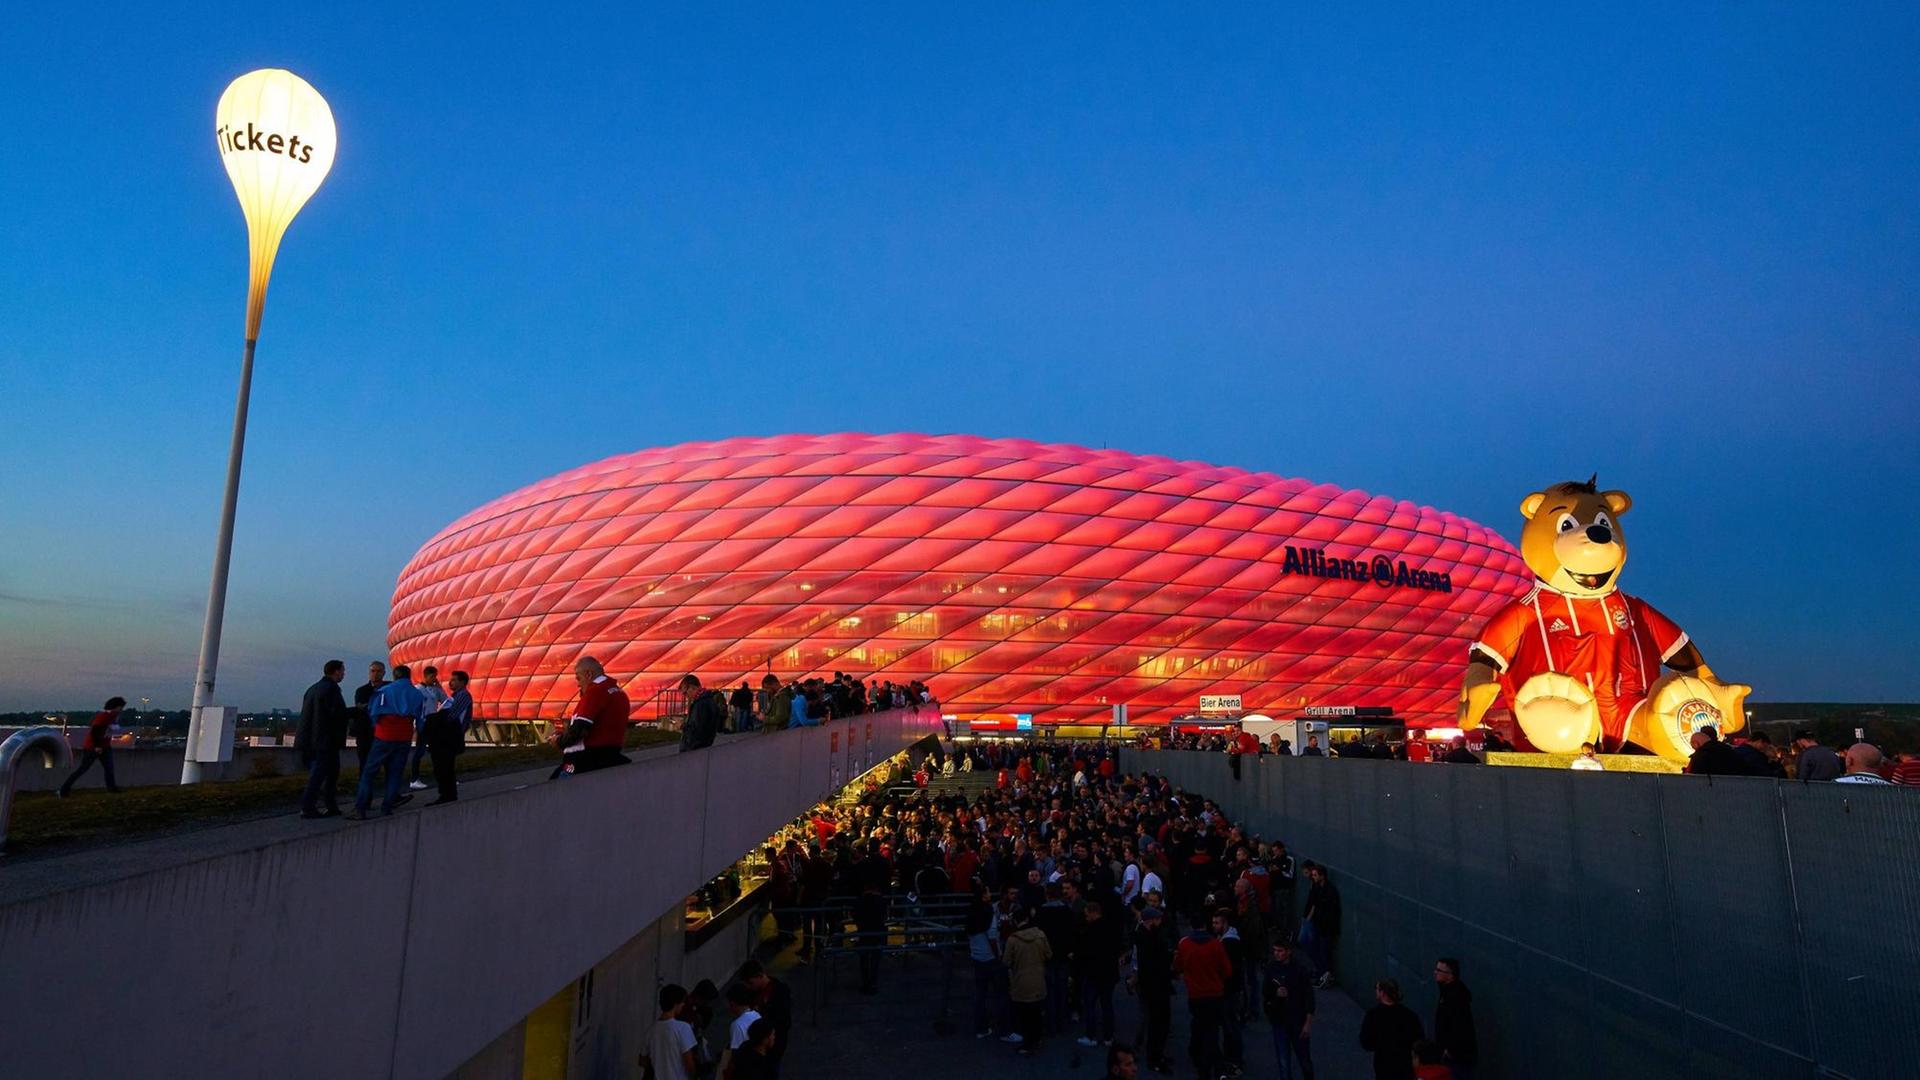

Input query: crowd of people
[678,671,936,750]
[276,657,935,821]
[641,960,794,1080]
[1155,722,1920,784]
[748,737,1479,1080]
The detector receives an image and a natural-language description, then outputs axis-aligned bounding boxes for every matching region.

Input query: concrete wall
[0,709,938,1080]
[1121,749,1920,1080]
[452,887,770,1080]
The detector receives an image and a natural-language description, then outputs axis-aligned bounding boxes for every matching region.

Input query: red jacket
[84,710,116,751]
[1174,934,1231,999]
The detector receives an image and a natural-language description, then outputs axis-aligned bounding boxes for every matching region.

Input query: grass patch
[5,729,677,855]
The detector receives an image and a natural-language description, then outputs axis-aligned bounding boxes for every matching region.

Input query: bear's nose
[1585,524,1613,545]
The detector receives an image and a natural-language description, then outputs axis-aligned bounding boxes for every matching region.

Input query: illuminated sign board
[1280,546,1453,593]
[1199,695,1242,713]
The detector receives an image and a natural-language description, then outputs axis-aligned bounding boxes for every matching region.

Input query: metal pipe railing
[1,727,73,855]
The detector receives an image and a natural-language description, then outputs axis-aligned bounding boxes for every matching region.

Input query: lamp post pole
[179,68,336,784]
[181,337,256,783]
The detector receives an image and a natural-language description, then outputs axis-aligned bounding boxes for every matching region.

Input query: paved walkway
[768,935,1377,1079]
[0,741,690,904]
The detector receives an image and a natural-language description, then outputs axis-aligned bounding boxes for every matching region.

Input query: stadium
[387,433,1533,729]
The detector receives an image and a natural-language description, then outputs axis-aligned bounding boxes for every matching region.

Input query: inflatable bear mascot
[1457,477,1751,762]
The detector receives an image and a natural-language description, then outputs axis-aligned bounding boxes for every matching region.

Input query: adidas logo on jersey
[1548,618,1571,632]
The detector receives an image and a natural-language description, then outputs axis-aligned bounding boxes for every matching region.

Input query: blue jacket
[367,677,427,737]
[438,688,474,731]
[790,694,818,727]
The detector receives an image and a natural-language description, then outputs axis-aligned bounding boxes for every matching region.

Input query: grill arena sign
[1280,544,1455,593]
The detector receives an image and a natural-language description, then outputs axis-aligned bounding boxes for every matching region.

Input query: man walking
[424,670,473,805]
[1301,863,1341,988]
[1075,900,1124,1047]
[550,657,633,776]
[350,663,425,819]
[296,660,348,818]
[1432,957,1477,1079]
[1174,910,1232,1078]
[351,661,386,771]
[406,665,448,790]
[1002,906,1052,1056]
[1263,940,1316,1080]
[1359,979,1423,1080]
[58,697,125,796]
[1130,905,1176,1074]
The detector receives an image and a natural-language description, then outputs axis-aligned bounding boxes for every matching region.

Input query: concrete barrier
[0,708,940,1080]
[1121,748,1920,1080]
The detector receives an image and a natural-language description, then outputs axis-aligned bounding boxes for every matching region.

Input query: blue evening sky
[2,4,1916,710]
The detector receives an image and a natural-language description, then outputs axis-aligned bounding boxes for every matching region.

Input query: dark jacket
[1132,921,1174,987]
[350,680,383,743]
[1688,739,1747,776]
[681,689,725,751]
[1732,743,1784,778]
[1072,915,1125,984]
[1434,981,1477,1066]
[1262,956,1316,1031]
[296,677,348,761]
[1305,880,1342,938]
[1359,1001,1424,1080]
[1796,745,1845,782]
[1035,900,1076,960]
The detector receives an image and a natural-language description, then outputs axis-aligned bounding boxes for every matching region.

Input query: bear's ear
[1520,491,1548,520]
[1602,490,1632,516]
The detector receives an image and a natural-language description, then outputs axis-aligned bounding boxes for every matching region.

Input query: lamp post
[181,69,337,783]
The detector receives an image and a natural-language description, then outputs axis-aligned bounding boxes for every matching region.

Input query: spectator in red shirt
[58,696,125,796]
[1891,751,1920,786]
[549,656,632,777]
[948,841,981,892]
[1174,911,1232,1077]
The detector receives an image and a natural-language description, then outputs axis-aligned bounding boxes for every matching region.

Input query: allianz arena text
[388,433,1532,728]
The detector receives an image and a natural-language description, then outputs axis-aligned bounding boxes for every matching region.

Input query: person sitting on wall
[1570,742,1605,771]
[549,657,633,776]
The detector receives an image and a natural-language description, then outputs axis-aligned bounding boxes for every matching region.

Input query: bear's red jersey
[1473,585,1688,748]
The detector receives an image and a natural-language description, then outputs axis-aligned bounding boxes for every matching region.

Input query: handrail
[1,727,73,855]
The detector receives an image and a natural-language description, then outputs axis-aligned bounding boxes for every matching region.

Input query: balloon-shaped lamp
[216,69,336,339]
[182,69,336,782]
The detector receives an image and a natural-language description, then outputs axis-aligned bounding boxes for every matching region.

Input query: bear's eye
[1594,513,1613,533]
[1556,514,1578,534]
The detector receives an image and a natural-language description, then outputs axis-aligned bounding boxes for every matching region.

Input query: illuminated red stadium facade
[388,433,1532,728]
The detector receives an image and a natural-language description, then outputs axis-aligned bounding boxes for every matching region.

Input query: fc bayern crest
[1611,604,1630,629]
[1674,697,1722,734]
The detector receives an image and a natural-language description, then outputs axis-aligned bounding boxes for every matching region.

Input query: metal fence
[1121,748,1920,1080]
